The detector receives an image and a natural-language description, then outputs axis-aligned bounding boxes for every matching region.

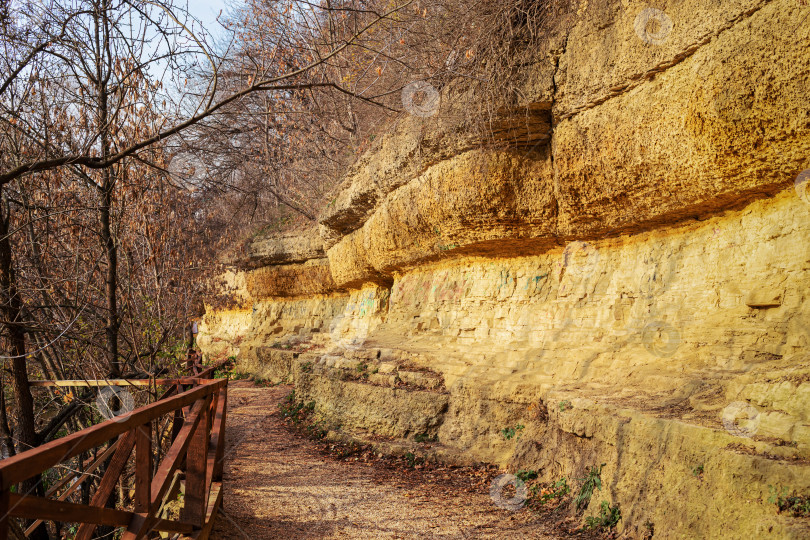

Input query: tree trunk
[95,0,121,377]
[0,189,36,451]
[0,369,14,458]
[0,188,48,540]
[100,182,120,377]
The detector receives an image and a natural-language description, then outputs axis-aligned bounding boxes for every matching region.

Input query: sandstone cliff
[200,0,810,537]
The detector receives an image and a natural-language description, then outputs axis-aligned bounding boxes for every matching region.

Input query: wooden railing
[0,361,229,539]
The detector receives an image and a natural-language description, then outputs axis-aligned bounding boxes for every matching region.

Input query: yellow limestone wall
[200,0,810,536]
[202,191,810,538]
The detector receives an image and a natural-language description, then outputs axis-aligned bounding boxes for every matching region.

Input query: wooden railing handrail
[0,354,232,539]
[24,440,120,536]
[0,379,225,490]
[29,378,195,387]
[26,356,233,388]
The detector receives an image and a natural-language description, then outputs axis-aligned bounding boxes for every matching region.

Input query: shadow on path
[211,381,562,539]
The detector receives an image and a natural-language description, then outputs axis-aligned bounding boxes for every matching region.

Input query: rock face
[200,0,810,537]
[244,227,326,268]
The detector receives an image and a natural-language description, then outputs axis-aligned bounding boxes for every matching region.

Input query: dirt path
[210,381,565,539]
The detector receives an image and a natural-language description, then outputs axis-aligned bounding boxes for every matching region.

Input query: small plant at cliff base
[414,432,438,443]
[574,464,605,512]
[529,478,570,508]
[279,400,306,424]
[501,424,525,440]
[769,485,810,517]
[357,362,368,372]
[404,451,424,469]
[515,469,538,482]
[559,400,572,412]
[278,390,295,410]
[301,361,313,373]
[252,377,273,388]
[331,441,363,460]
[231,372,251,380]
[279,395,329,440]
[584,501,621,530]
[305,419,329,440]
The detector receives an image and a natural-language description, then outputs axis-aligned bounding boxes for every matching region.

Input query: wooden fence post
[180,399,210,526]
[134,423,152,514]
[213,386,227,483]
[0,482,9,540]
[171,383,183,443]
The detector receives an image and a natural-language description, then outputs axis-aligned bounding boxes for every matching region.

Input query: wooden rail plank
[194,482,223,540]
[193,357,232,380]
[214,385,227,481]
[0,481,10,540]
[151,397,209,508]
[181,400,210,524]
[28,376,225,388]
[0,379,224,488]
[121,396,210,540]
[28,379,180,387]
[207,386,227,491]
[43,439,119,499]
[73,431,136,540]
[202,387,219,504]
[7,494,133,527]
[25,442,120,535]
[134,424,152,513]
[1,358,230,539]
[126,514,195,534]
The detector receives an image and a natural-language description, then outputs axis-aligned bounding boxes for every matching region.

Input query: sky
[185,0,232,38]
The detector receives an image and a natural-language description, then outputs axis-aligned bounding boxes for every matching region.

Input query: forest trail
[210,381,564,539]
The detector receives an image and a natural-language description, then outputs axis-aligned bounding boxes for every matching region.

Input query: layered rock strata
[200,0,810,537]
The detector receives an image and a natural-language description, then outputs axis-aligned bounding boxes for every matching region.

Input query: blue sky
[186,0,232,37]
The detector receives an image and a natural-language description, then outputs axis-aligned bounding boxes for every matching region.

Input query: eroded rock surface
[201,0,810,537]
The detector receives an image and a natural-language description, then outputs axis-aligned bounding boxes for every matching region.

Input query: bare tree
[0,0,422,464]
